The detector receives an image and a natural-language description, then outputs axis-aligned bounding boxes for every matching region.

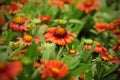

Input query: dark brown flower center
[54,26,67,38]
[12,16,25,24]
[84,0,94,6]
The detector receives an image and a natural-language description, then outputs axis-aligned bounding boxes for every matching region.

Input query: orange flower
[18,33,41,46]
[39,60,68,80]
[34,58,43,68]
[21,49,27,53]
[12,53,25,59]
[22,33,33,46]
[0,15,5,27]
[37,46,41,52]
[77,0,100,14]
[79,73,86,80]
[93,22,110,32]
[48,0,64,8]
[8,16,29,32]
[0,61,23,80]
[44,26,76,46]
[2,1,22,14]
[37,15,52,22]
[0,37,6,45]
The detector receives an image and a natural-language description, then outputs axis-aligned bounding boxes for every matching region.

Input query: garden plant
[0,0,120,80]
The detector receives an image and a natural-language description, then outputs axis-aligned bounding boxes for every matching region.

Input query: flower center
[108,55,114,60]
[51,67,60,73]
[84,0,93,6]
[54,26,67,38]
[100,56,109,61]
[0,62,5,69]
[69,49,77,55]
[12,16,25,24]
[23,34,33,42]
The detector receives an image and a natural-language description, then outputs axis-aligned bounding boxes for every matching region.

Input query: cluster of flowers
[0,0,120,80]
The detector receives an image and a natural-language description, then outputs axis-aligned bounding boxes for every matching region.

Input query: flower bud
[31,18,41,24]
[26,23,32,31]
[54,19,67,24]
[9,41,19,50]
[83,39,93,45]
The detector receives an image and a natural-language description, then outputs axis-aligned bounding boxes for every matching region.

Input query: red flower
[84,44,109,56]
[39,60,68,80]
[93,22,110,32]
[0,15,5,27]
[48,0,65,8]
[114,18,120,27]
[37,46,41,52]
[113,38,120,51]
[0,61,23,80]
[44,26,76,46]
[77,0,100,14]
[100,55,120,64]
[2,1,22,14]
[19,0,28,3]
[37,15,52,22]
[112,29,120,38]
[8,16,29,32]
[62,0,74,5]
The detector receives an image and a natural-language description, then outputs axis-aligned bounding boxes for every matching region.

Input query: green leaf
[36,25,47,37]
[41,43,56,60]
[83,44,96,63]
[0,46,9,61]
[69,19,81,24]
[85,70,93,80]
[103,74,117,80]
[4,30,15,45]
[71,64,92,77]
[4,12,13,20]
[102,64,119,78]
[48,6,59,18]
[26,42,40,59]
[62,55,72,66]
[69,57,80,70]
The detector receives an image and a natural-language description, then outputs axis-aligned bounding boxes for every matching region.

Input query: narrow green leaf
[71,64,92,77]
[85,70,93,80]
[84,44,96,63]
[102,64,119,78]
[36,25,47,37]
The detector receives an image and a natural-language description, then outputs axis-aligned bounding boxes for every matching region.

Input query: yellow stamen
[26,24,32,30]
[23,34,33,42]
[51,67,60,73]
[42,17,47,21]
[108,55,114,60]
[0,62,5,69]
[101,56,109,61]
[54,26,67,38]
[69,49,77,54]
[12,16,25,24]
